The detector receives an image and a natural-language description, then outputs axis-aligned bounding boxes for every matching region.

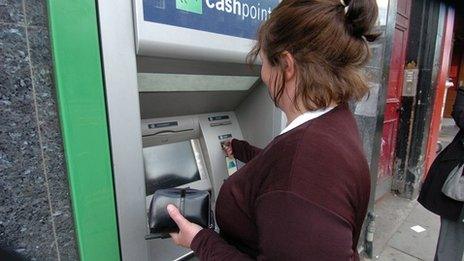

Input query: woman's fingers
[169,232,180,244]
[166,204,203,248]
[222,141,234,157]
[223,141,233,157]
[167,205,188,246]
[167,204,188,230]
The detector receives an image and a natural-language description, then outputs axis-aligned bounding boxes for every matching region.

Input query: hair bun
[344,0,380,42]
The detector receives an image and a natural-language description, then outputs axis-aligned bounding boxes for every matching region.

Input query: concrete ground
[370,192,440,261]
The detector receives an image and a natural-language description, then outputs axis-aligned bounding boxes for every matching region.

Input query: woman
[418,85,464,261]
[167,0,379,259]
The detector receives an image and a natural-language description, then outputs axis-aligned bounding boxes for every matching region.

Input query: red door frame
[378,0,412,183]
[424,7,456,176]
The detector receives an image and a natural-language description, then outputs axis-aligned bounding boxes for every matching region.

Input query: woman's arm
[231,139,263,163]
[191,229,254,260]
[190,191,355,260]
[167,205,254,260]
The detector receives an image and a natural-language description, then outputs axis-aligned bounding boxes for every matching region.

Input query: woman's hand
[167,204,203,248]
[223,140,234,157]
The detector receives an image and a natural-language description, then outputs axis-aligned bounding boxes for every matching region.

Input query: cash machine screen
[143,140,201,195]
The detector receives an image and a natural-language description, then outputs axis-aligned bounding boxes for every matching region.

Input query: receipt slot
[97,0,281,260]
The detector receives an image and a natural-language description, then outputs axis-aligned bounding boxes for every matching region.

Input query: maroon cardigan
[191,104,370,260]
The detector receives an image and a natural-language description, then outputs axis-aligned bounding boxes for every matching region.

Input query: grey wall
[354,26,391,202]
[236,83,282,148]
[355,38,387,168]
[351,1,395,252]
[0,0,78,260]
[353,0,395,203]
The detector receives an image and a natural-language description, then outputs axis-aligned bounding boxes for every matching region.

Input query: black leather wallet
[147,188,214,238]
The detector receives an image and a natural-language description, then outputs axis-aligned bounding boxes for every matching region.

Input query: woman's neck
[283,101,339,124]
[284,110,301,123]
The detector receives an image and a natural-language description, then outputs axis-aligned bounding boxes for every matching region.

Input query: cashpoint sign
[143,0,279,39]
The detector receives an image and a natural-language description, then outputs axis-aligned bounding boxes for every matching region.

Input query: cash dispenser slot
[208,114,232,127]
[142,117,199,146]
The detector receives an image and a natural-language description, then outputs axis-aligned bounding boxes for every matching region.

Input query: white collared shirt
[280,107,335,135]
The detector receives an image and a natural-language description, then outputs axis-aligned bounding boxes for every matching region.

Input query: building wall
[0,0,78,260]
[393,0,446,199]
[353,0,392,201]
[355,33,388,169]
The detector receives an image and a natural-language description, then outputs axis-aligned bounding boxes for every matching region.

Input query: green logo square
[176,0,203,14]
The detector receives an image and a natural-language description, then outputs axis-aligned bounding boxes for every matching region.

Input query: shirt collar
[280,107,335,135]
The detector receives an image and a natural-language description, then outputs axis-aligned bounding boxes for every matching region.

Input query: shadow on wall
[0,247,26,261]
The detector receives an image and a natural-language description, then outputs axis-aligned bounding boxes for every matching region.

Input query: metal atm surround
[97,0,283,260]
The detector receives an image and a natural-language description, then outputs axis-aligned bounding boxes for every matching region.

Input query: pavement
[369,193,440,261]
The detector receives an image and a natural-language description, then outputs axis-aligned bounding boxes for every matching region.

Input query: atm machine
[97,0,281,260]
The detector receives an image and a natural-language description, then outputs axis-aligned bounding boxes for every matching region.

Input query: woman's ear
[281,51,296,81]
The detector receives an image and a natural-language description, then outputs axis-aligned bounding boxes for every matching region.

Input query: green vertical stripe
[46,0,120,260]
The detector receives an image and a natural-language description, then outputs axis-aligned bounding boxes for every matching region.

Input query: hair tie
[340,0,349,13]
